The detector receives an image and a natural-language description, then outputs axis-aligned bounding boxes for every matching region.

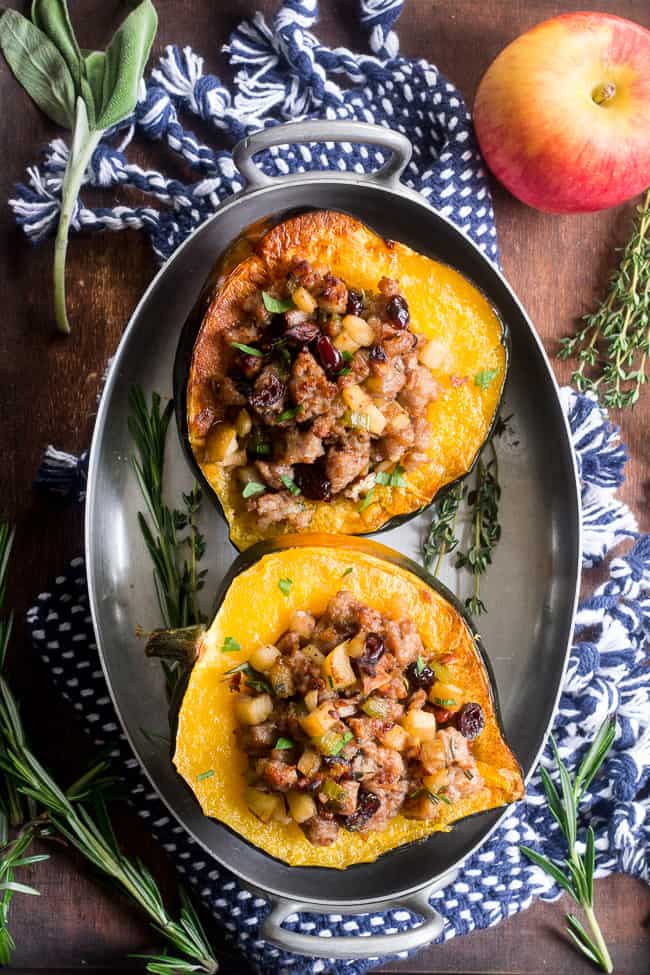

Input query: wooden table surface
[1,1,648,972]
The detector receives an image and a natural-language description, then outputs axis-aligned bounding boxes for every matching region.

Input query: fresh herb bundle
[128,386,207,690]
[521,717,616,973]
[424,438,502,616]
[0,523,219,972]
[0,1,158,334]
[558,188,650,408]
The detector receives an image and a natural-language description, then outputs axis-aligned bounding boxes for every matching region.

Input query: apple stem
[592,82,616,106]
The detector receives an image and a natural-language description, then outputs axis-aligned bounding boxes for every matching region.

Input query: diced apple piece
[302,643,325,667]
[380,723,410,751]
[346,632,366,658]
[297,748,321,777]
[204,423,237,462]
[428,681,464,713]
[401,708,437,742]
[235,409,252,437]
[334,332,361,355]
[418,338,453,372]
[299,702,338,738]
[341,383,371,412]
[366,403,387,436]
[292,286,317,313]
[235,693,273,725]
[304,689,319,712]
[423,769,449,794]
[249,644,280,672]
[245,787,283,823]
[286,791,317,824]
[322,642,357,690]
[342,314,374,347]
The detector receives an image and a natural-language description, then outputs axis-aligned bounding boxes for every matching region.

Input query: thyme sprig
[521,717,616,973]
[0,523,219,972]
[558,188,650,408]
[128,387,207,690]
[423,482,465,576]
[455,442,501,616]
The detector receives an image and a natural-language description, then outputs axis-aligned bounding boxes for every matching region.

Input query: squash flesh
[173,543,524,869]
[187,212,506,550]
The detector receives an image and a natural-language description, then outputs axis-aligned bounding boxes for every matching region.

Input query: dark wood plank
[1,1,648,973]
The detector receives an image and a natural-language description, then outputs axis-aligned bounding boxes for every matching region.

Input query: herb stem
[54,98,102,334]
[583,905,613,974]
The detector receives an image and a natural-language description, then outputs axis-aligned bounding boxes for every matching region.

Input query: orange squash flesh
[173,541,524,869]
[187,211,507,550]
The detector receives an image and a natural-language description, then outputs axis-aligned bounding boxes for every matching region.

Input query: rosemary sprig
[455,442,501,616]
[0,523,219,973]
[558,188,650,408]
[423,482,465,576]
[521,717,617,973]
[128,387,207,690]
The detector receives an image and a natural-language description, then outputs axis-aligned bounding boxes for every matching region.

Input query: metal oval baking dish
[85,120,581,959]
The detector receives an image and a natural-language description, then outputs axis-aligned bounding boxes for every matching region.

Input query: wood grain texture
[0,1,648,973]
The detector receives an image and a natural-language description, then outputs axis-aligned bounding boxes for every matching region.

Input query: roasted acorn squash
[181,211,508,550]
[148,535,524,869]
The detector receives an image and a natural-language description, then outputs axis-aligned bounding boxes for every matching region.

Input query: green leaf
[551,735,577,848]
[0,10,76,128]
[584,826,595,906]
[278,578,292,597]
[539,765,566,833]
[0,881,40,896]
[274,737,294,750]
[220,636,240,654]
[231,342,264,357]
[566,915,601,967]
[83,49,106,117]
[92,0,158,131]
[358,487,375,512]
[475,367,499,390]
[242,481,266,499]
[574,716,616,798]
[342,567,353,577]
[280,474,301,497]
[196,769,214,782]
[262,291,293,314]
[519,846,576,900]
[31,0,82,88]
[415,655,426,674]
[277,406,302,422]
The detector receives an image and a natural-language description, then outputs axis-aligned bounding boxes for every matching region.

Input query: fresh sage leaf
[31,0,82,89]
[83,50,106,117]
[93,0,157,130]
[0,10,76,128]
[262,291,293,314]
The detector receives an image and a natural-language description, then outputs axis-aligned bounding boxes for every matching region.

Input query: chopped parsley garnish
[220,636,241,653]
[433,697,458,707]
[223,661,272,695]
[327,675,334,689]
[474,367,499,390]
[280,474,301,496]
[338,367,352,376]
[342,567,354,577]
[330,730,354,756]
[197,769,215,781]
[262,291,293,314]
[415,655,426,675]
[242,481,266,499]
[231,341,264,357]
[277,405,302,422]
[375,465,406,488]
[278,577,293,596]
[426,788,451,805]
[341,350,353,363]
[358,487,376,512]
[274,737,294,750]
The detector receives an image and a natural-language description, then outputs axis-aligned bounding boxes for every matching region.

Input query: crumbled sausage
[289,349,337,420]
[326,434,371,494]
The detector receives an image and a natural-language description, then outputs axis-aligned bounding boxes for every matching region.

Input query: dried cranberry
[456,702,484,740]
[316,335,342,374]
[356,633,385,675]
[296,774,324,793]
[385,294,410,329]
[285,320,320,345]
[346,289,364,316]
[238,352,265,379]
[249,370,285,413]
[342,791,380,831]
[369,343,387,363]
[405,660,436,691]
[294,462,332,501]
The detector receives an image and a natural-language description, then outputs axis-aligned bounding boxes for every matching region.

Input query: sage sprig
[0,1,158,334]
[521,717,617,973]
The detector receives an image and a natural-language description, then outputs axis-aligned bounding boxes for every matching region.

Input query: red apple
[473,12,650,213]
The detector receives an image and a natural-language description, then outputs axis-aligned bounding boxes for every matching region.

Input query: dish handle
[259,875,453,959]
[232,120,412,191]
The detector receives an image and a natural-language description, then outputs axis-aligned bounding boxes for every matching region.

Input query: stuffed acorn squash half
[147,536,524,869]
[182,211,508,550]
